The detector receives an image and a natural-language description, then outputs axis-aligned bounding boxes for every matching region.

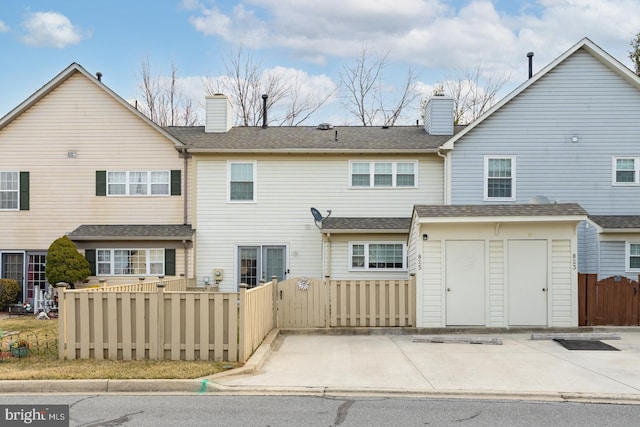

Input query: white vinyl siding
[488,240,505,327]
[551,239,573,326]
[349,161,417,188]
[97,248,164,276]
[349,242,406,271]
[196,155,441,290]
[484,156,515,201]
[228,161,256,202]
[613,157,640,185]
[0,171,19,210]
[107,171,170,196]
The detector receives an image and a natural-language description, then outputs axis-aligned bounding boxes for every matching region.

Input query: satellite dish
[529,195,551,204]
[311,207,323,222]
[310,207,332,229]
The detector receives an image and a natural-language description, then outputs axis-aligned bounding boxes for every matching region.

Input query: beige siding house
[0,63,194,303]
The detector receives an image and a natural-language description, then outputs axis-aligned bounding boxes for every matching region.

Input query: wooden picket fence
[57,276,414,362]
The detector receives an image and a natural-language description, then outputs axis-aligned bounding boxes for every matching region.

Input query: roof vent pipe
[527,52,534,79]
[261,94,268,129]
[96,72,102,82]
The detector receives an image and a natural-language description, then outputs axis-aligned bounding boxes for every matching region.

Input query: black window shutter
[19,171,29,210]
[85,250,96,276]
[96,171,106,196]
[165,249,176,276]
[170,170,181,196]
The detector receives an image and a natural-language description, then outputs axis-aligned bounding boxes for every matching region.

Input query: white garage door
[446,240,485,326]
[508,240,548,326]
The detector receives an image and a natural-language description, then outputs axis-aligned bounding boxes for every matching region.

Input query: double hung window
[349,161,417,188]
[485,156,515,201]
[349,242,406,271]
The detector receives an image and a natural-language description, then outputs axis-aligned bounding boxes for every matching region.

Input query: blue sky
[1,0,640,125]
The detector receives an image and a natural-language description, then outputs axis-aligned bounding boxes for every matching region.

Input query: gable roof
[166,125,465,154]
[0,62,186,149]
[440,37,640,151]
[413,203,587,223]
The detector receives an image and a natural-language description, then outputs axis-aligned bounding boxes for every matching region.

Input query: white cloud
[21,11,85,48]
[0,21,9,32]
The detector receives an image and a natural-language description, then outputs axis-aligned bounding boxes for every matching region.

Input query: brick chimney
[424,95,454,135]
[205,94,232,133]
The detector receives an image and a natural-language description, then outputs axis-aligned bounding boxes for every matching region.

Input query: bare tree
[204,46,333,126]
[136,57,199,126]
[426,66,510,125]
[630,32,640,77]
[339,47,420,126]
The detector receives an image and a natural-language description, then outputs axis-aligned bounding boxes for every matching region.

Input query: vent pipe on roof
[96,72,102,82]
[527,52,534,79]
[261,94,268,129]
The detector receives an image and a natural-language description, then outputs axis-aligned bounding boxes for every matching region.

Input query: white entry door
[508,240,548,326]
[446,240,485,326]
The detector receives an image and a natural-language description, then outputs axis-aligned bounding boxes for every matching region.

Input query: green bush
[0,278,20,308]
[45,235,91,288]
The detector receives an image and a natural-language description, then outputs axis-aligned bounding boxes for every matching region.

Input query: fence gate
[276,277,327,328]
[579,274,640,326]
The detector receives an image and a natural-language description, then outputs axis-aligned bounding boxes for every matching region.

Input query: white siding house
[167,99,453,291]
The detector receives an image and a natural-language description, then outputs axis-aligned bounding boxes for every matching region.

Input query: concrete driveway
[210,330,640,401]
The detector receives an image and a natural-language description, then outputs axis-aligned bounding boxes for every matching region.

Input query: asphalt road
[1,394,640,426]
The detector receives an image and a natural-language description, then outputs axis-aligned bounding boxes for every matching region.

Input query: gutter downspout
[437,148,448,205]
[181,148,191,278]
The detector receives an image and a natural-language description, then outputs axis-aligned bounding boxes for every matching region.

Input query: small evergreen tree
[45,236,91,288]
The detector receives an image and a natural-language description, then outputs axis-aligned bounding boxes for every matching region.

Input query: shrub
[45,235,91,288]
[0,278,20,308]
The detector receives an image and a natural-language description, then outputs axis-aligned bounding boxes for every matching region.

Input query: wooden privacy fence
[276,277,416,328]
[58,281,274,363]
[578,273,640,326]
[81,278,196,292]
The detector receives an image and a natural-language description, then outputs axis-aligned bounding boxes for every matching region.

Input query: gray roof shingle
[68,224,194,241]
[414,203,587,218]
[321,217,411,232]
[588,215,640,230]
[165,125,466,153]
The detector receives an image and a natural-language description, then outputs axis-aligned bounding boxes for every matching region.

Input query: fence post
[409,273,416,327]
[238,284,247,362]
[57,284,67,360]
[156,281,165,360]
[324,275,331,328]
[271,276,278,330]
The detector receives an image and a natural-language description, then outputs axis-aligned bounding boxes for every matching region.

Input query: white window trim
[0,171,19,210]
[227,161,257,203]
[97,248,164,276]
[484,155,516,201]
[612,156,640,186]
[348,160,418,189]
[106,171,171,196]
[348,241,407,272]
[625,242,640,272]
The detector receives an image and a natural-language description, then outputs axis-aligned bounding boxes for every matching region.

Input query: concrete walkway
[205,329,640,402]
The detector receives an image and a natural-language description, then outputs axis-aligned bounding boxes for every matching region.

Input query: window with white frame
[0,171,19,209]
[626,242,640,271]
[97,249,164,275]
[349,242,406,270]
[106,171,170,196]
[613,157,640,184]
[349,161,417,188]
[485,156,515,200]
[228,161,256,202]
